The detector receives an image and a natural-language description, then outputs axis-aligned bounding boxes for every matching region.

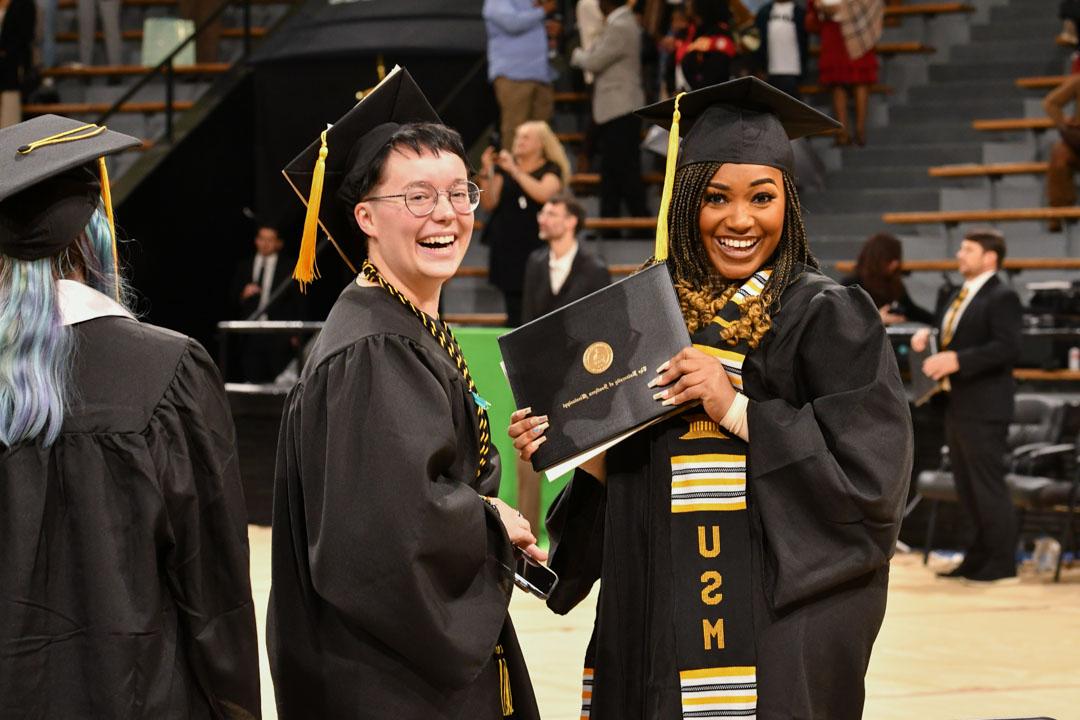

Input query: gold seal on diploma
[583,342,614,374]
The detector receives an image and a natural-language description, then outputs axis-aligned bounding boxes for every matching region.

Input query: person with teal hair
[0,115,261,719]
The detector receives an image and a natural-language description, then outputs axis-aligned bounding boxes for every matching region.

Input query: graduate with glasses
[268,68,541,720]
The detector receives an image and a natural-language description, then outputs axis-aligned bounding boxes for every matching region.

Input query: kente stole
[668,269,768,719]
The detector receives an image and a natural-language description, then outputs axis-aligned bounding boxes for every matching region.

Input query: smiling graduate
[267,67,541,720]
[510,76,914,720]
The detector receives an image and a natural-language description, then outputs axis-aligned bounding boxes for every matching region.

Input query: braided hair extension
[360,260,491,479]
[663,164,818,347]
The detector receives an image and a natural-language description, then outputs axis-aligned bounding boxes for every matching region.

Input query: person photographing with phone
[476,120,568,326]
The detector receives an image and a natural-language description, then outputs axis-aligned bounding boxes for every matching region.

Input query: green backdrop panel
[455,326,572,546]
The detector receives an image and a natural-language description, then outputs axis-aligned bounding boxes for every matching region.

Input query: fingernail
[537,436,548,445]
[520,406,532,416]
[647,376,661,388]
[662,397,676,406]
[532,422,549,435]
[539,415,548,423]
[653,390,667,400]
[657,361,670,373]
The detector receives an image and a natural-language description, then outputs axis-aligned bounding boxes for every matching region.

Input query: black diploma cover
[498,262,692,473]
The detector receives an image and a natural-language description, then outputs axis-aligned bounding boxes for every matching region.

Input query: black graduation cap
[634,77,840,262]
[0,115,140,263]
[282,65,440,289]
[636,76,841,176]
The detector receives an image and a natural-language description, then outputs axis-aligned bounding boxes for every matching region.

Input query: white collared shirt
[57,279,134,327]
[548,242,578,295]
[946,269,997,333]
[252,252,278,317]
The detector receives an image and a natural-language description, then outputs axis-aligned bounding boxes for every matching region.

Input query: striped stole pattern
[669,269,769,720]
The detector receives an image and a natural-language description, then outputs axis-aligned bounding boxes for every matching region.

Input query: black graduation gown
[267,282,539,720]
[546,269,912,720]
[0,317,261,719]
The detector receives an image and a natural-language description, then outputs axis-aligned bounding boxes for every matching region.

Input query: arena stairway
[28,0,296,179]
[446,0,1062,317]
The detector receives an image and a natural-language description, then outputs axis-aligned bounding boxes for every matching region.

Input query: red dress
[806,0,879,86]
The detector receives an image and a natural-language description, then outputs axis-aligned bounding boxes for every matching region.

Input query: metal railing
[93,0,254,143]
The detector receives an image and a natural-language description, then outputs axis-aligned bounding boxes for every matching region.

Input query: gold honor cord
[15,123,121,302]
[293,128,328,292]
[360,260,492,479]
[654,91,686,263]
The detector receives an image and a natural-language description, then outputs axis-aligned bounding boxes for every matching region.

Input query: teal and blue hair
[0,207,126,448]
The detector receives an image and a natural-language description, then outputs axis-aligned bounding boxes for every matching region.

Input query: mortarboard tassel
[293,128,328,292]
[97,156,121,302]
[495,644,514,716]
[653,92,685,263]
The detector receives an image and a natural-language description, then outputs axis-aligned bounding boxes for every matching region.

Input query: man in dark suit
[229,224,303,383]
[912,229,1023,584]
[518,193,610,529]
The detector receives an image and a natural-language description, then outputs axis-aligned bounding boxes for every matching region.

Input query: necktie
[940,286,968,349]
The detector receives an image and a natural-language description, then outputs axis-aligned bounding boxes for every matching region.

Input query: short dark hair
[546,193,587,235]
[337,123,469,238]
[256,224,280,237]
[965,228,1006,268]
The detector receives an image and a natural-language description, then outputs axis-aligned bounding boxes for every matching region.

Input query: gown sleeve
[150,339,262,719]
[544,468,607,615]
[747,285,912,610]
[283,334,514,689]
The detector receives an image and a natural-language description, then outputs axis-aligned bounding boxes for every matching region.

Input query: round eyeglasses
[362,181,482,217]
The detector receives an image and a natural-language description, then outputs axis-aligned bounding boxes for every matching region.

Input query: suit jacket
[935,274,1022,423]
[570,5,644,124]
[521,245,611,324]
[230,253,303,320]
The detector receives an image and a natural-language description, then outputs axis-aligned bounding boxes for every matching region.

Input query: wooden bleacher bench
[569,172,665,188]
[472,216,654,233]
[928,162,1049,179]
[556,85,890,107]
[56,26,266,42]
[810,41,934,57]
[832,258,1080,274]
[442,313,507,327]
[884,207,1080,225]
[883,2,974,18]
[1016,75,1067,90]
[43,63,231,78]
[56,0,291,7]
[1014,369,1080,382]
[972,117,1053,132]
[453,263,645,282]
[22,100,194,115]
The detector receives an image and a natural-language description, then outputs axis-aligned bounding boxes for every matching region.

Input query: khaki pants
[493,77,554,150]
[0,91,21,129]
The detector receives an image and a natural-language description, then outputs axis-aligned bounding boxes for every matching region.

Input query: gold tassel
[293,128,328,292]
[496,644,514,716]
[97,156,121,302]
[653,92,686,263]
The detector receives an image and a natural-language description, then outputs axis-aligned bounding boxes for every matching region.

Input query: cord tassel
[293,128,328,292]
[496,644,514,716]
[97,157,120,301]
[654,92,685,263]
